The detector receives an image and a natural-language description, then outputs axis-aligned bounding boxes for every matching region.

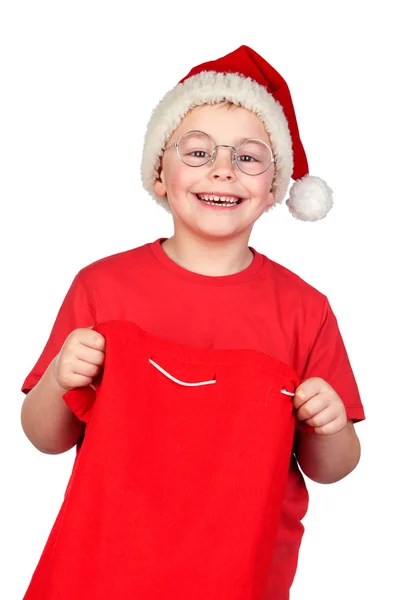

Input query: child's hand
[52,326,105,392]
[293,377,347,435]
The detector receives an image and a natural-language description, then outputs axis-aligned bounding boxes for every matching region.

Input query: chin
[194,223,245,239]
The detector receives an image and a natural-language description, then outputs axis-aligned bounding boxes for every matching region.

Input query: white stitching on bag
[280,389,295,397]
[149,359,216,387]
[149,359,295,396]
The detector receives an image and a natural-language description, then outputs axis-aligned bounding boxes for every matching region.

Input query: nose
[208,145,236,181]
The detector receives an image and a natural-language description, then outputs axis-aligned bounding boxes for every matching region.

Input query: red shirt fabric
[21,238,365,599]
[24,320,303,599]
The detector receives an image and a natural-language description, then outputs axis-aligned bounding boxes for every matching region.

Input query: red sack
[24,320,301,600]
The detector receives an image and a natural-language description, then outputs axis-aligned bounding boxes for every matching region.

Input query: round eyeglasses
[162,130,277,176]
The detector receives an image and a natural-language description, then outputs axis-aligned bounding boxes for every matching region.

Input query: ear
[266,190,274,208]
[154,170,166,198]
[154,156,167,198]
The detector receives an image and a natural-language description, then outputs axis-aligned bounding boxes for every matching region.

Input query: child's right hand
[52,326,105,392]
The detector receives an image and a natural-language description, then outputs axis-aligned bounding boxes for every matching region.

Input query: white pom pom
[286,175,333,222]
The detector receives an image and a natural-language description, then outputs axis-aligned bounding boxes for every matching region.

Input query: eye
[237,154,258,163]
[189,150,211,158]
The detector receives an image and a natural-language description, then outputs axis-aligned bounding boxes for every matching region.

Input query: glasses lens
[235,140,273,175]
[178,132,213,167]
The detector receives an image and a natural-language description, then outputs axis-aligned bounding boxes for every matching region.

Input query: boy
[21,46,365,599]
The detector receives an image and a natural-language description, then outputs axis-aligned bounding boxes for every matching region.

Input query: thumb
[293,388,308,410]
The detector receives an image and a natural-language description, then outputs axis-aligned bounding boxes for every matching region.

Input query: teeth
[198,194,239,203]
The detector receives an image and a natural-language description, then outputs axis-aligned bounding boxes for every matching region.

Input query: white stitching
[149,359,217,387]
[149,358,295,395]
[281,389,295,397]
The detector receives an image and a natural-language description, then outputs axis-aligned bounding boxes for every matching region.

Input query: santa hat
[141,45,333,222]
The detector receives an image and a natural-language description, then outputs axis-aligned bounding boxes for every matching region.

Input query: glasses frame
[162,130,277,176]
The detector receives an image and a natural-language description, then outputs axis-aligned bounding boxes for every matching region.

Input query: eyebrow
[177,132,268,146]
[232,136,267,145]
[187,132,258,145]
[206,136,262,146]
[212,136,251,145]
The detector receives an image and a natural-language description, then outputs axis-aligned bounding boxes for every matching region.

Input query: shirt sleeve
[301,295,365,422]
[21,271,97,394]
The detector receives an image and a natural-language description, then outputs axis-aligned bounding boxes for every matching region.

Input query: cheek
[165,167,197,197]
[247,172,273,200]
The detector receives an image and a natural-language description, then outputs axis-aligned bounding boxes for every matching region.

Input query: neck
[161,231,254,277]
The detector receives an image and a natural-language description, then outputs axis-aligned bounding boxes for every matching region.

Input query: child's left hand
[294,377,347,435]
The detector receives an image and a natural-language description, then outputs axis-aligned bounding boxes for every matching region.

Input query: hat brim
[140,71,294,213]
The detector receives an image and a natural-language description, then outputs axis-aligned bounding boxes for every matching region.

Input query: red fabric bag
[24,320,302,600]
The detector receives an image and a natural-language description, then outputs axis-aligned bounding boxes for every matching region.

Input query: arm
[293,376,361,484]
[293,296,365,484]
[21,272,98,453]
[294,420,361,484]
[21,358,84,455]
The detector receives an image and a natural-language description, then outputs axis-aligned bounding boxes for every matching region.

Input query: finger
[302,405,338,428]
[79,331,105,351]
[296,394,330,421]
[314,416,347,436]
[72,359,102,379]
[75,345,105,365]
[293,377,326,410]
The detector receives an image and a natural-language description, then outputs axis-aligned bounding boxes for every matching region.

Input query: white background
[1,1,399,598]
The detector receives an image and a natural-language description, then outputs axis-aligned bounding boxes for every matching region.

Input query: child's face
[154,103,275,242]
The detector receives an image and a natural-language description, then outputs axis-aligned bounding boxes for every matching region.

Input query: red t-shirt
[21,238,365,599]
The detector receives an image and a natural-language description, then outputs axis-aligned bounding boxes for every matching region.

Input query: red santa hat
[141,45,333,222]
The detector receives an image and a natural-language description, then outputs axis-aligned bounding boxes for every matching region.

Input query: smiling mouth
[195,193,244,206]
